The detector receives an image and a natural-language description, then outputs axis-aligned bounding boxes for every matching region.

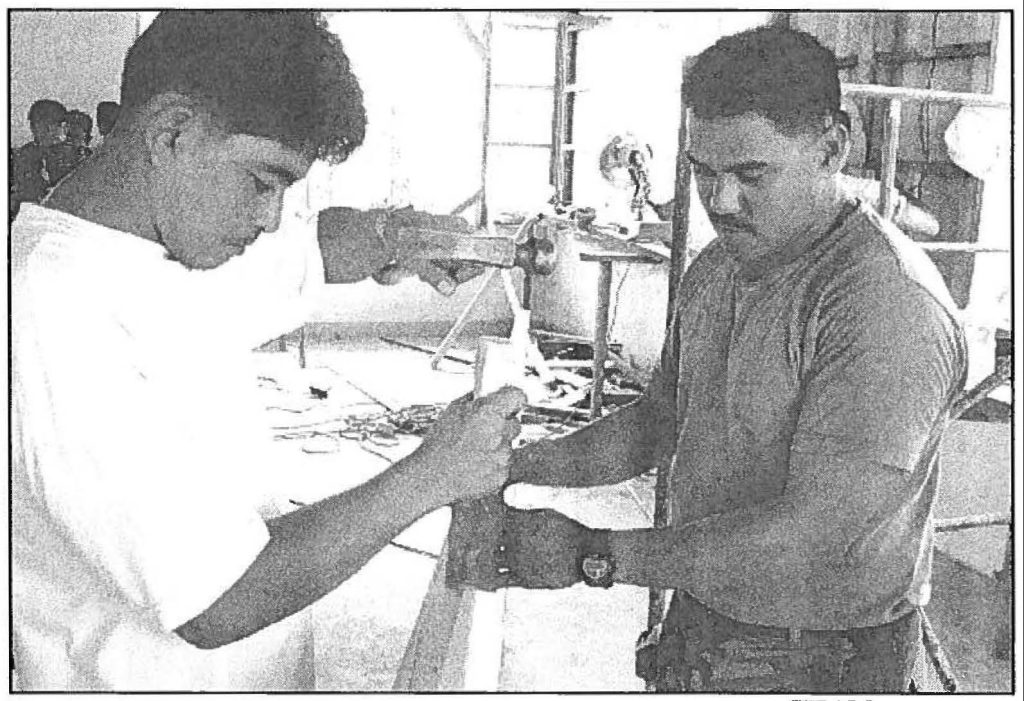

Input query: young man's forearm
[175,451,445,649]
[510,397,674,488]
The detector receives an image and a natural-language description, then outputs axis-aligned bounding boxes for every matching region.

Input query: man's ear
[138,93,208,167]
[821,121,851,175]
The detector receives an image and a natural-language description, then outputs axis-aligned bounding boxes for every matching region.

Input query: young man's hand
[409,386,527,504]
[317,205,487,294]
[373,258,486,296]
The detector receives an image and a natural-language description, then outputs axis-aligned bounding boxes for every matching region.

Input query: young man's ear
[821,121,851,175]
[139,93,208,167]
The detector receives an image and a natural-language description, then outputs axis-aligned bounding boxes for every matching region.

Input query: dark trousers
[652,590,920,693]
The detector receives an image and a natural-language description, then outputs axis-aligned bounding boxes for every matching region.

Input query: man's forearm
[610,499,867,630]
[175,451,445,649]
[510,397,672,488]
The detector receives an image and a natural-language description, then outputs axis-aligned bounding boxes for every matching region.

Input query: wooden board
[393,541,506,691]
[394,337,521,691]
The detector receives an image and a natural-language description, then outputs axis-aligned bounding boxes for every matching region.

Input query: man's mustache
[710,215,754,232]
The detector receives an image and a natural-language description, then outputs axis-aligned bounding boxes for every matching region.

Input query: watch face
[582,555,611,582]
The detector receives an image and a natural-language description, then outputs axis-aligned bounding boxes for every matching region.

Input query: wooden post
[668,60,693,325]
[478,13,493,229]
[879,97,903,221]
[644,58,695,654]
[590,260,613,419]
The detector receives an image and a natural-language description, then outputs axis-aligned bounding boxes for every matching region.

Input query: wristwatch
[579,529,615,588]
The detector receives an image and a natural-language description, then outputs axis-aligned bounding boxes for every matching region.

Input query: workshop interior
[8,10,1013,693]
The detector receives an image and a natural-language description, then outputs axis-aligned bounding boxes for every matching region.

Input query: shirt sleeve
[28,296,272,632]
[791,269,966,471]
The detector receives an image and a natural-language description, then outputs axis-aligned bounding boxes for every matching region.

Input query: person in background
[483,25,965,693]
[45,109,96,184]
[65,109,95,154]
[94,100,120,148]
[10,98,67,221]
[12,11,524,691]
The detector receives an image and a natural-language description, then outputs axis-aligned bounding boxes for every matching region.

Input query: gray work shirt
[649,201,966,629]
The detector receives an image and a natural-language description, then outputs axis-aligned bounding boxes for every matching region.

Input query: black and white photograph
[7,7,1017,695]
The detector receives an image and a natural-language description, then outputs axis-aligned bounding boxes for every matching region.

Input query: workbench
[572,227,668,418]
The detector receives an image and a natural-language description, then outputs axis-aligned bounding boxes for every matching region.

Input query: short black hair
[28,99,66,127]
[66,110,94,136]
[682,26,842,135]
[96,101,120,135]
[120,11,366,163]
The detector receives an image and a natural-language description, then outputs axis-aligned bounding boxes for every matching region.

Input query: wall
[9,11,138,147]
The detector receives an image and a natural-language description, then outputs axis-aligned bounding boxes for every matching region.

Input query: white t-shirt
[11,202,324,690]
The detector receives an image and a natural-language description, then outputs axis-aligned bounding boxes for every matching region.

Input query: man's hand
[373,258,486,296]
[502,507,588,589]
[373,206,487,294]
[317,205,487,294]
[409,386,527,504]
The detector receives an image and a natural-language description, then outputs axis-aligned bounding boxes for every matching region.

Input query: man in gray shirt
[475,25,966,693]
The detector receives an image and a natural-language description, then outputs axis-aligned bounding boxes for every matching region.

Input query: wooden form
[393,542,506,691]
[394,338,522,691]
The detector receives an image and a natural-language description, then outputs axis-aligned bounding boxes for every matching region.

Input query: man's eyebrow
[259,164,302,187]
[684,152,769,174]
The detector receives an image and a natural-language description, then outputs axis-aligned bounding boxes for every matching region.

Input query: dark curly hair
[28,99,66,127]
[683,26,843,136]
[120,11,366,163]
[66,110,94,137]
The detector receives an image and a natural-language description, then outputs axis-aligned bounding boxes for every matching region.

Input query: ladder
[428,11,605,370]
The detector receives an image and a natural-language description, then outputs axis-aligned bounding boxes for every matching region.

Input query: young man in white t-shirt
[11,11,525,691]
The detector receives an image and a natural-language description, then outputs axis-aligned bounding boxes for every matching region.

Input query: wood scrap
[380,336,474,365]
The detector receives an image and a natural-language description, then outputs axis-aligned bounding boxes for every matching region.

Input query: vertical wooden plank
[551,18,568,205]
[667,59,693,324]
[880,98,903,221]
[393,542,468,690]
[590,260,613,419]
[478,13,493,229]
[643,58,694,686]
[395,335,518,691]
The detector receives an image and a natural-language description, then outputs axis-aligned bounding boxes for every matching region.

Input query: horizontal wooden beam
[842,82,1009,109]
[875,41,992,65]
